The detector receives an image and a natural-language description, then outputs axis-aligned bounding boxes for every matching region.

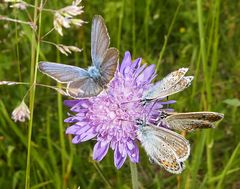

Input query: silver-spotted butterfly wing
[38,15,118,98]
[142,68,194,101]
[137,120,190,174]
[161,111,224,132]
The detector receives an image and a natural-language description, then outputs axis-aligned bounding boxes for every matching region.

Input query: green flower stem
[56,33,67,187]
[156,3,181,72]
[25,0,43,188]
[130,161,138,189]
[24,2,56,13]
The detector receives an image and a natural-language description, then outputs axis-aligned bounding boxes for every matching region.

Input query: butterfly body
[87,66,101,79]
[38,15,119,99]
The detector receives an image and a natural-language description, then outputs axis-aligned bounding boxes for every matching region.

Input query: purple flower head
[64,51,174,169]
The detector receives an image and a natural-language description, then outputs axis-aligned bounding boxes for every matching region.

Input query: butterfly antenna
[120,98,142,105]
[118,118,135,124]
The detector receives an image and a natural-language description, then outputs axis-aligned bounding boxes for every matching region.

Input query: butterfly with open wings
[38,15,119,99]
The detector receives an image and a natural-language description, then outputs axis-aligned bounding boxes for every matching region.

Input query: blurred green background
[0,0,240,188]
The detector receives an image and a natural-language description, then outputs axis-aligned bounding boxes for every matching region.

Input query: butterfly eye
[159,111,168,119]
[140,98,151,106]
[135,118,143,125]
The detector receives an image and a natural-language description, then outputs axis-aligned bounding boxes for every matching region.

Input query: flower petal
[72,135,81,144]
[114,144,127,169]
[64,116,85,123]
[93,141,110,161]
[160,100,176,105]
[66,124,81,134]
[127,141,139,163]
[134,63,146,78]
[79,128,97,142]
[120,51,132,73]
[64,100,80,107]
[131,58,141,70]
[75,124,92,135]
[136,64,156,83]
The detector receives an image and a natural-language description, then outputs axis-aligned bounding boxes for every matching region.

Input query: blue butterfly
[38,15,119,98]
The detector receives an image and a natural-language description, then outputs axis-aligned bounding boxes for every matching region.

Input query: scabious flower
[11,100,30,122]
[64,51,175,169]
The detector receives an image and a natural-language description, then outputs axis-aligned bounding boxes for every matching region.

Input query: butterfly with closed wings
[136,118,190,174]
[141,67,194,104]
[159,111,224,132]
[137,110,223,174]
[38,15,119,99]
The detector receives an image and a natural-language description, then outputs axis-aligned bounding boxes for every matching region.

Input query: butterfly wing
[143,76,194,100]
[157,76,194,98]
[164,111,224,132]
[38,62,103,98]
[38,62,89,83]
[143,68,189,100]
[99,48,119,84]
[91,15,110,68]
[148,124,190,161]
[67,77,103,98]
[138,124,189,174]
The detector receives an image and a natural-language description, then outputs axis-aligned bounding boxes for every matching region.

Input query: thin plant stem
[41,28,55,40]
[190,48,201,102]
[46,107,61,189]
[195,2,212,189]
[210,0,221,84]
[197,1,215,188]
[92,162,112,188]
[189,132,206,188]
[216,143,240,189]
[13,10,22,82]
[132,0,136,56]
[0,15,35,28]
[144,0,150,52]
[82,27,88,67]
[24,2,56,13]
[41,40,57,46]
[0,81,68,95]
[130,161,138,189]
[117,0,125,49]
[156,3,181,72]
[56,31,67,187]
[25,0,43,188]
[208,167,240,183]
[197,0,212,105]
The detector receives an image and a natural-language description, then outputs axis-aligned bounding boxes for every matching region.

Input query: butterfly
[136,111,223,174]
[136,118,190,174]
[142,68,194,103]
[38,15,119,99]
[159,111,224,132]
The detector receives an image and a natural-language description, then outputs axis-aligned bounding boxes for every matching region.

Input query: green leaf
[223,98,240,107]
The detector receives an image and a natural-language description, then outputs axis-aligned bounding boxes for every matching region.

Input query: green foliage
[224,98,240,107]
[0,0,240,188]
